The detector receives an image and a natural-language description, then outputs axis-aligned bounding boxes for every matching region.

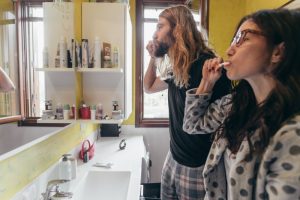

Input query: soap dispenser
[59,154,72,180]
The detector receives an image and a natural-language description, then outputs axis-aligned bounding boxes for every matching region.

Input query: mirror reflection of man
[0,67,15,92]
[144,5,231,199]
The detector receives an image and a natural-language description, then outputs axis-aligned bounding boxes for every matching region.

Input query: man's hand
[146,40,155,58]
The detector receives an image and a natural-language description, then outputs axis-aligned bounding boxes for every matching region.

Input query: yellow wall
[209,0,245,58]
[0,123,98,200]
[246,0,290,14]
[0,0,13,13]
[209,0,290,58]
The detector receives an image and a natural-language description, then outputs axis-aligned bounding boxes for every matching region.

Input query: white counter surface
[69,135,145,200]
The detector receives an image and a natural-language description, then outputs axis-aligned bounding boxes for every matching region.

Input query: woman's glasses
[232,29,266,47]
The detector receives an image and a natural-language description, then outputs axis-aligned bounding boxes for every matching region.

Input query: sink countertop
[69,134,146,200]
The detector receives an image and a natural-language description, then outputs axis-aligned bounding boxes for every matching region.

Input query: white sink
[72,171,131,200]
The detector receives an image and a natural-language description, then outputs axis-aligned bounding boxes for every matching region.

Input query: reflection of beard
[154,41,169,58]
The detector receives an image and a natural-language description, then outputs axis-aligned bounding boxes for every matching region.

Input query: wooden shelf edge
[37,119,123,124]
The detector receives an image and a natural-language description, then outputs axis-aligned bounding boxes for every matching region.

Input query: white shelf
[37,119,123,124]
[35,68,75,72]
[77,68,123,73]
[35,67,124,74]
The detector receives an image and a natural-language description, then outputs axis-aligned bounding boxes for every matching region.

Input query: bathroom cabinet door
[42,2,76,117]
[82,2,132,120]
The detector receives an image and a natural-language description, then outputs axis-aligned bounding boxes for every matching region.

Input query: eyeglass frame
[231,29,266,47]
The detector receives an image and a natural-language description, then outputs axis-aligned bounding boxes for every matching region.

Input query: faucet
[42,179,73,200]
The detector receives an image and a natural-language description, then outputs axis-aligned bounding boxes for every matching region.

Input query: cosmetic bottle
[59,154,72,180]
[112,46,119,68]
[94,37,101,68]
[96,103,103,119]
[60,37,67,68]
[81,39,89,68]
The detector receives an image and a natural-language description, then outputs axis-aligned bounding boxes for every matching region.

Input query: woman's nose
[226,45,235,57]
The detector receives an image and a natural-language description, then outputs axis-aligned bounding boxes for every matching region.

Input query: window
[18,1,45,118]
[135,0,206,127]
[143,8,169,119]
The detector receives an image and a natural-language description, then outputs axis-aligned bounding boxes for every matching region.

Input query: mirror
[0,0,20,121]
[283,0,300,9]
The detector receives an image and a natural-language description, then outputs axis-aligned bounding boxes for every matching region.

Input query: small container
[45,100,52,110]
[63,104,70,120]
[90,105,96,120]
[80,104,90,119]
[56,103,64,120]
[112,110,122,120]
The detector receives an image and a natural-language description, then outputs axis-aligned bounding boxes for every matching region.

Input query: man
[144,5,231,199]
[0,67,15,92]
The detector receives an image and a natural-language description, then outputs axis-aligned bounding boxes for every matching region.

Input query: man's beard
[154,41,170,58]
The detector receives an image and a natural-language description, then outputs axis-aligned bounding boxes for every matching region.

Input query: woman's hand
[196,58,224,94]
[202,57,223,83]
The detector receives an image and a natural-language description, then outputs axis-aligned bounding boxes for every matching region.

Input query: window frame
[135,0,209,127]
[0,1,22,124]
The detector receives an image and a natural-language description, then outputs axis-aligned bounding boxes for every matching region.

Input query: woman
[183,9,300,199]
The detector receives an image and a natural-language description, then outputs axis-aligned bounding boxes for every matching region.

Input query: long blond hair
[159,5,214,87]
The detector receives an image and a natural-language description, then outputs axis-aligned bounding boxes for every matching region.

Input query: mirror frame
[199,0,209,34]
[281,0,300,9]
[0,0,23,125]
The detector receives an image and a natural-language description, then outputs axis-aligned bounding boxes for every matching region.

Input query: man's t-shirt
[165,53,231,167]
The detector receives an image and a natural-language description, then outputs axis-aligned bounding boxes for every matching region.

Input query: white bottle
[113,47,119,68]
[60,36,67,68]
[59,155,72,180]
[43,47,49,68]
[94,37,101,68]
[81,39,89,68]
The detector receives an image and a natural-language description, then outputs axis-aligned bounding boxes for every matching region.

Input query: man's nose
[152,32,157,40]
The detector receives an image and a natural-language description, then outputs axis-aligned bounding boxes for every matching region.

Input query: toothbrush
[219,61,230,68]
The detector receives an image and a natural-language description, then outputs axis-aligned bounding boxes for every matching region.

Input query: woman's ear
[271,42,285,64]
